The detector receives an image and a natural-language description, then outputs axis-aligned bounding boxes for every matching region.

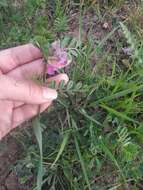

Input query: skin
[0,44,69,140]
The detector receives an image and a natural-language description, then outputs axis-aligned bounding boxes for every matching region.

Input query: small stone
[103,22,109,29]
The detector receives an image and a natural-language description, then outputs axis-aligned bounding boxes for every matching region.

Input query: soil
[0,136,32,190]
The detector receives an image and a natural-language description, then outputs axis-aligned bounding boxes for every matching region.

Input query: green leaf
[48,80,56,89]
[59,80,66,89]
[66,80,74,90]
[69,49,78,57]
[122,143,139,161]
[75,82,82,90]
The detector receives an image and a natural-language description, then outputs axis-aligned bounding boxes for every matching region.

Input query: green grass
[1,0,143,189]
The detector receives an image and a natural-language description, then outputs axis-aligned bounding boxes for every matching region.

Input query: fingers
[0,100,13,126]
[14,101,25,108]
[12,102,51,128]
[0,44,42,73]
[0,100,13,140]
[0,75,57,104]
[7,58,45,80]
[7,57,70,80]
[47,73,69,88]
[13,74,69,108]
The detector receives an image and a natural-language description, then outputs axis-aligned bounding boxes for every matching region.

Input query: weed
[1,0,143,190]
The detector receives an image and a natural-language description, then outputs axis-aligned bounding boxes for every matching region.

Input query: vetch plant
[33,39,74,190]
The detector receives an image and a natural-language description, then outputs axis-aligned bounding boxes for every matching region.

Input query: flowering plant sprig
[47,40,70,75]
[33,39,71,190]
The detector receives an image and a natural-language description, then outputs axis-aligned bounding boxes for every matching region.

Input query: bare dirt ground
[0,137,22,189]
[0,136,33,190]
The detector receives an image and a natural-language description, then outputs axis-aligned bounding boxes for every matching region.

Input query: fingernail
[43,88,57,100]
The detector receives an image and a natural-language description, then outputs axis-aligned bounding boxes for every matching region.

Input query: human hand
[0,44,69,140]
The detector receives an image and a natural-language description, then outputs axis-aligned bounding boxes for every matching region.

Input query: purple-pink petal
[58,51,68,65]
[47,64,57,75]
[47,40,69,75]
[59,58,67,65]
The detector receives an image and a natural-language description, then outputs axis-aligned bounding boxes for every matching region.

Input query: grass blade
[89,84,143,107]
[79,108,102,127]
[100,104,139,124]
[33,117,43,190]
[97,27,118,49]
[51,132,69,168]
[74,136,92,190]
[99,136,126,182]
[72,119,92,190]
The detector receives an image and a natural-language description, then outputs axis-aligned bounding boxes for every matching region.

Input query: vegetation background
[0,0,143,189]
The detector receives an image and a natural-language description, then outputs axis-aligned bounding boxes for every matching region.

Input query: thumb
[0,75,57,104]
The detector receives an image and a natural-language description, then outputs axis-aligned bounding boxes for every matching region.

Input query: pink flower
[47,41,68,75]
[52,41,68,64]
[122,47,132,56]
[47,64,57,75]
[58,51,68,65]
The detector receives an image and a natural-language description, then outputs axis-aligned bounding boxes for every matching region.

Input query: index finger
[0,43,42,73]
